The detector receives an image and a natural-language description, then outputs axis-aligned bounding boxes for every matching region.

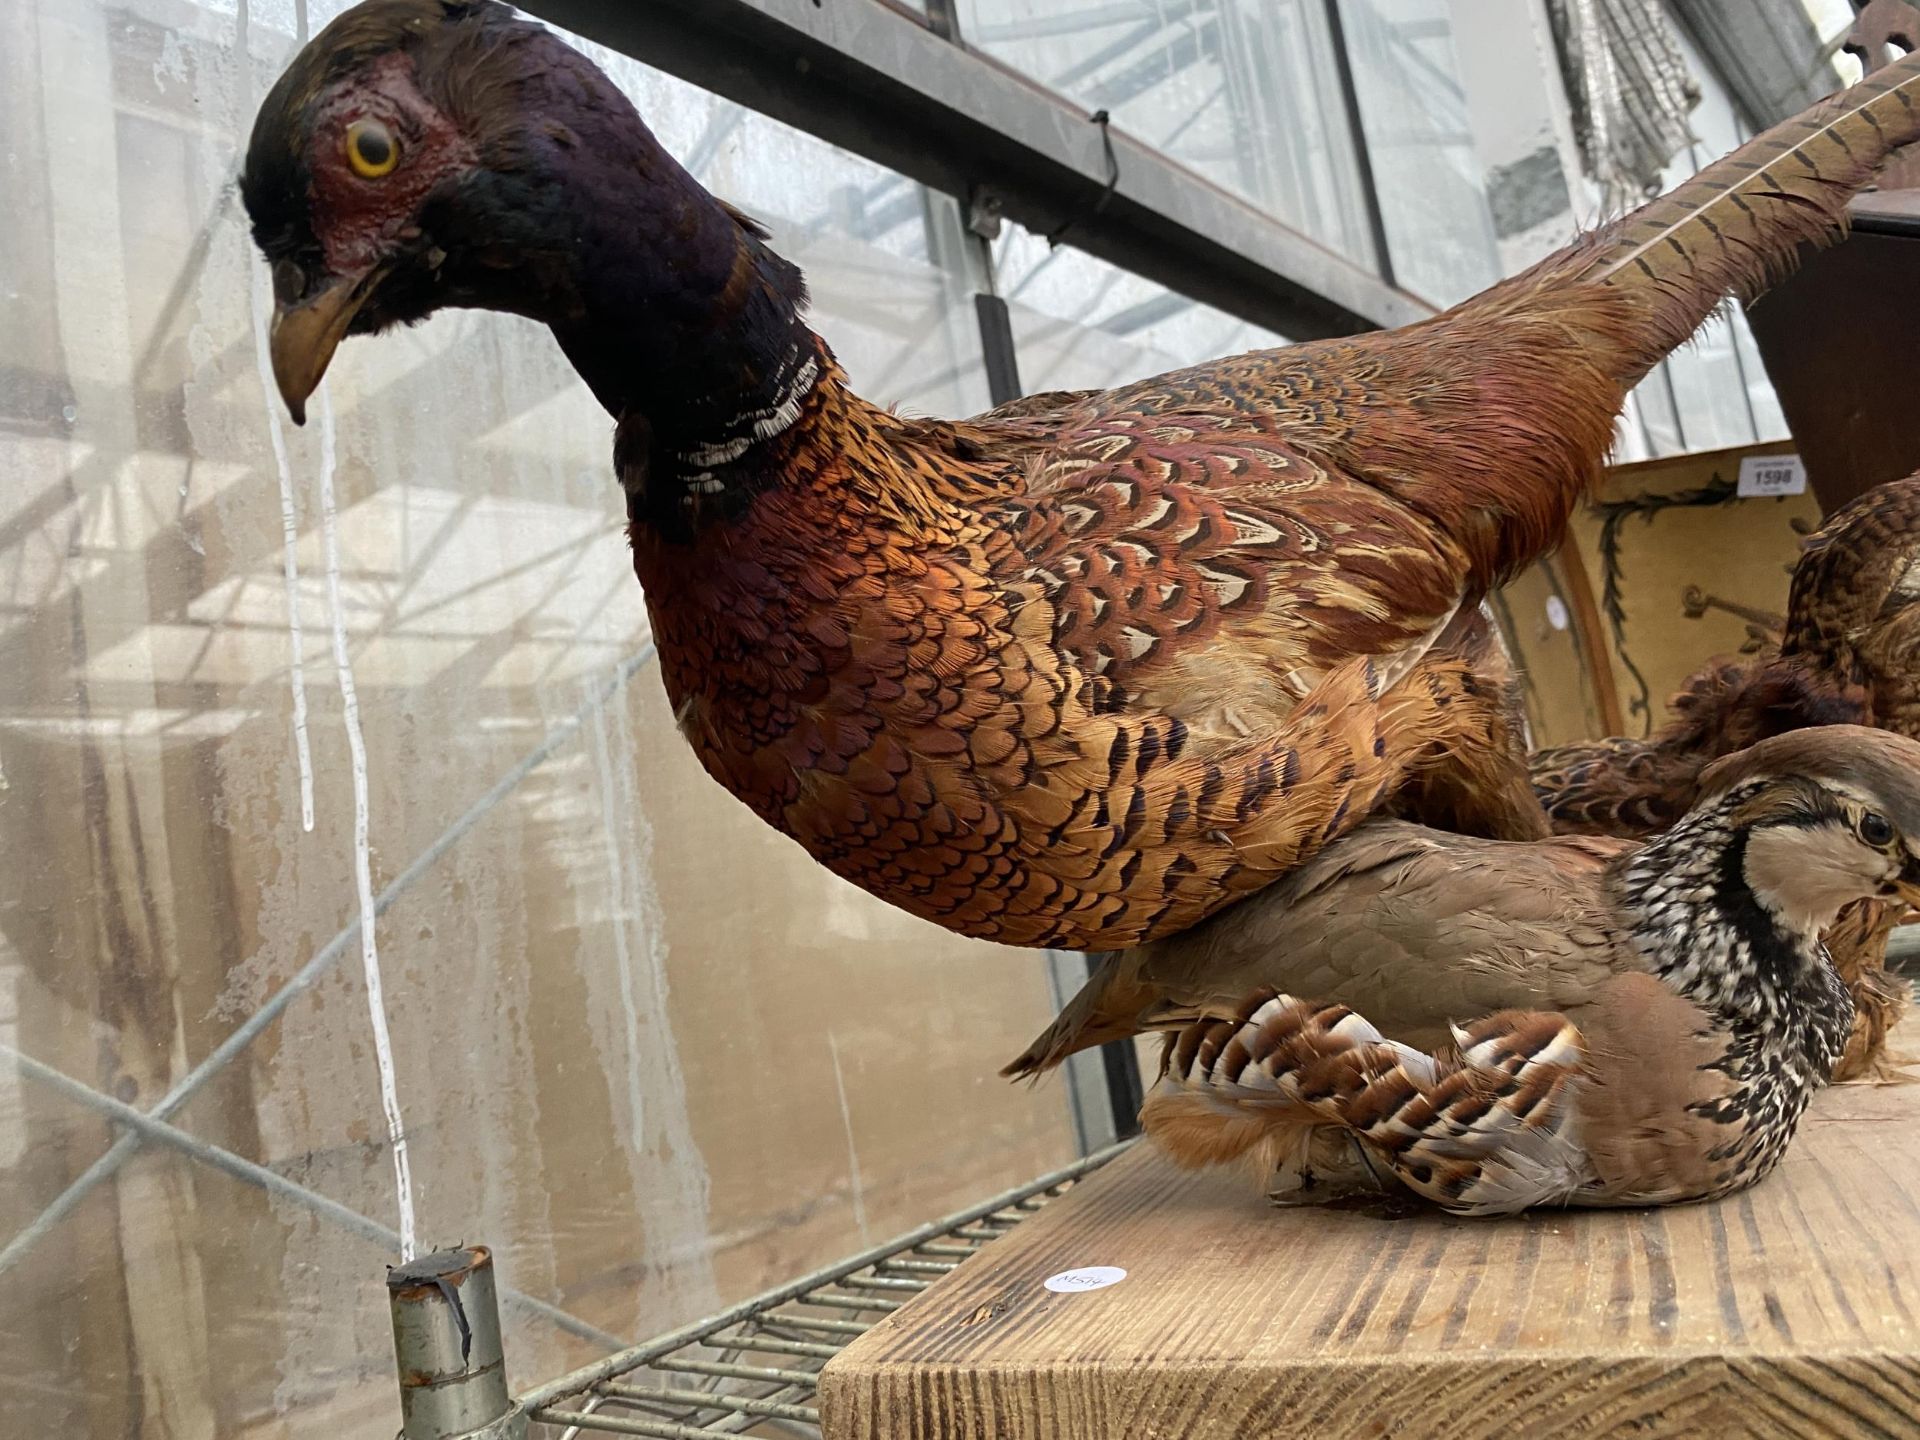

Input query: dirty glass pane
[1729,306,1792,443]
[1337,0,1501,306]
[1663,304,1762,453]
[957,0,1380,269]
[994,225,1290,393]
[0,2,1074,1434]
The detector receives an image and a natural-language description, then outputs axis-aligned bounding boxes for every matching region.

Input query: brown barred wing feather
[986,409,1469,738]
[1142,990,1598,1216]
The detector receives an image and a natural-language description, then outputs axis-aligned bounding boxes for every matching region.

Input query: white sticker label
[1544,595,1570,632]
[1043,1266,1127,1294]
[1737,454,1806,498]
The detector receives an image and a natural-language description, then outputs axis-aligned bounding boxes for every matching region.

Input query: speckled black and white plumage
[1614,785,1856,1198]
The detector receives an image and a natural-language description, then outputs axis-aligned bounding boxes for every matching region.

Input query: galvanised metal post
[389,1246,527,1440]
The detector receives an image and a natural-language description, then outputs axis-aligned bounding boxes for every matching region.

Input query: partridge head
[1529,475,1920,1079]
[1120,728,1920,1213]
[1678,726,1920,966]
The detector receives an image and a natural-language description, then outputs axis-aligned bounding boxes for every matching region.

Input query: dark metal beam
[1323,0,1397,289]
[973,294,1025,406]
[518,0,1433,340]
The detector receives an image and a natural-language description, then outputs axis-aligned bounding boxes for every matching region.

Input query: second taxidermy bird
[1133,727,1920,1214]
[1533,477,1920,836]
[1531,476,1920,1079]
[243,1,1920,951]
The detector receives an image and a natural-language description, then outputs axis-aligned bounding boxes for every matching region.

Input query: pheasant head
[1619,725,1920,1041]
[241,0,811,438]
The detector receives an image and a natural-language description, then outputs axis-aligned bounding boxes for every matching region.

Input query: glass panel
[993,226,1290,392]
[1729,307,1792,442]
[0,3,1073,1434]
[570,35,992,419]
[1804,0,1865,83]
[1664,307,1762,453]
[1611,394,1655,466]
[956,0,1379,267]
[1337,0,1500,305]
[1630,370,1688,457]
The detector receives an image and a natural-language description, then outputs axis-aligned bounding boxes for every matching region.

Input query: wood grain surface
[821,1008,1920,1438]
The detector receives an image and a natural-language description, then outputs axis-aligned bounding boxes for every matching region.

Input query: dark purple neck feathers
[517,61,818,464]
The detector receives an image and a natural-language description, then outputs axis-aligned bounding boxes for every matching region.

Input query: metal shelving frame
[405,1143,1130,1440]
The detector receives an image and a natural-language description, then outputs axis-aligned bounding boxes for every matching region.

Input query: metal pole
[391,1246,526,1440]
[973,293,1026,409]
[0,643,656,1278]
[1321,0,1399,289]
[1083,952,1145,1140]
[6,1045,628,1353]
[520,0,1427,339]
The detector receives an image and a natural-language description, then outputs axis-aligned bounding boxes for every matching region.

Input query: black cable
[1047,110,1120,247]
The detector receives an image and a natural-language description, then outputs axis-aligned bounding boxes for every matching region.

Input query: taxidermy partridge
[1533,476,1920,1079]
[243,0,1920,950]
[1134,727,1920,1214]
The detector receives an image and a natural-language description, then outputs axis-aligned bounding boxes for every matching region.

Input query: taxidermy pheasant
[1532,476,1920,1078]
[1135,727,1920,1214]
[242,0,1920,950]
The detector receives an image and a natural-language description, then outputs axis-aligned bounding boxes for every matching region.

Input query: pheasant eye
[1860,811,1894,847]
[345,119,398,178]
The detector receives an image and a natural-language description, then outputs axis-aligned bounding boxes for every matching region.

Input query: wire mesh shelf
[517,1141,1130,1438]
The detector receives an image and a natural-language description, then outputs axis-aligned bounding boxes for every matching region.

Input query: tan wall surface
[1504,441,1825,749]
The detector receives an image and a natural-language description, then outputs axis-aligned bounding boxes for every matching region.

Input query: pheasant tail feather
[1587,50,1920,368]
[1000,950,1159,1081]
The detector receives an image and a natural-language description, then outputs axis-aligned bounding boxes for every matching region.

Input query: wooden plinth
[821,1012,1920,1439]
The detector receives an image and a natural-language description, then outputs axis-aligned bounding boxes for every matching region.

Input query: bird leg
[1262,1124,1391,1208]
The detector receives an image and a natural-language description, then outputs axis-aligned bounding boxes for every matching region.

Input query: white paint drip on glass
[826,1031,870,1243]
[316,383,417,1260]
[248,262,315,832]
[588,696,652,1161]
[583,687,717,1324]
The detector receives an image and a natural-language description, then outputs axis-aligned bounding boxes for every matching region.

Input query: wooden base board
[821,1015,1920,1439]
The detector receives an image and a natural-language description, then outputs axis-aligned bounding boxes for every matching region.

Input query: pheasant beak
[268,264,388,425]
